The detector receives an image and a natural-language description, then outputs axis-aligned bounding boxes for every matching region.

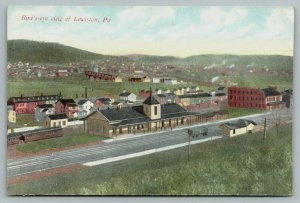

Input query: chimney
[41,93,43,97]
[20,94,23,98]
[85,87,87,98]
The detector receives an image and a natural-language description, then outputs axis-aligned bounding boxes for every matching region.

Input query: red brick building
[55,99,78,118]
[7,94,62,114]
[228,87,284,110]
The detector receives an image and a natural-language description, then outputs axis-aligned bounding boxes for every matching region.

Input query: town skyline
[8,6,294,57]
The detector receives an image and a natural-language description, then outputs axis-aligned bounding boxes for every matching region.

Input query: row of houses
[7,93,62,114]
[85,71,181,84]
[85,71,123,82]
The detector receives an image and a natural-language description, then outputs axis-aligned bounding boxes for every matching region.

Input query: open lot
[227,107,266,118]
[7,124,292,195]
[8,74,186,99]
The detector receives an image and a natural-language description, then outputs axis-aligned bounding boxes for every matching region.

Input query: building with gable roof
[34,104,55,121]
[55,99,78,118]
[219,119,257,137]
[44,114,69,128]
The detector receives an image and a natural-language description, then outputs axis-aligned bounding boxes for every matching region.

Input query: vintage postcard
[6,6,293,196]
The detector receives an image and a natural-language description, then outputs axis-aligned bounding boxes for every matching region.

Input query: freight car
[7,127,63,145]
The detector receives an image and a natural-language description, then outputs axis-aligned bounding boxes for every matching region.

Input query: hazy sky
[7,6,294,57]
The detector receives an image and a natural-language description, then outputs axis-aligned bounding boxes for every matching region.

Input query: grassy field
[229,74,293,90]
[227,107,266,118]
[8,74,188,99]
[12,114,40,127]
[16,133,108,153]
[7,72,293,99]
[8,124,292,196]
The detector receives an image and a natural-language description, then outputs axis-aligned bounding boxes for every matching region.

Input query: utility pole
[188,133,191,161]
[263,118,267,140]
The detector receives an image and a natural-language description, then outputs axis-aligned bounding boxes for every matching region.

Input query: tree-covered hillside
[7,40,293,71]
[7,40,104,63]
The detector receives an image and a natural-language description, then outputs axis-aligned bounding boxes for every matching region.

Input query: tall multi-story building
[228,86,284,110]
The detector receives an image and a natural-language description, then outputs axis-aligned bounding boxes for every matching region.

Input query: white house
[174,88,184,95]
[44,114,69,128]
[152,77,161,83]
[119,91,137,103]
[163,78,177,85]
[219,119,257,137]
[7,106,16,123]
[34,104,55,122]
[76,99,94,118]
[155,88,163,94]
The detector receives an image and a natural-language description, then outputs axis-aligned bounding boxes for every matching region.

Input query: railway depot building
[86,94,228,137]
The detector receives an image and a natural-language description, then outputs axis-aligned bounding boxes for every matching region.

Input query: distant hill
[7,40,104,63]
[7,40,293,70]
[126,54,179,64]
[125,54,293,70]
[179,54,293,70]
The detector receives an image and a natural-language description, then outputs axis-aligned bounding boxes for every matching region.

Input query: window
[154,106,158,115]
[233,129,236,134]
[63,121,66,126]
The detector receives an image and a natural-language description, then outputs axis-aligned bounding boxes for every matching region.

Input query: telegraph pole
[188,133,191,161]
[263,118,267,140]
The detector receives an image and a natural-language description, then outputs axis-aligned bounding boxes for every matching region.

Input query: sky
[7,6,294,57]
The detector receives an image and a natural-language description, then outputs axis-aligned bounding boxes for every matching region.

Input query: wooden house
[219,119,257,137]
[119,91,137,103]
[55,99,78,118]
[44,114,69,128]
[34,104,55,122]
